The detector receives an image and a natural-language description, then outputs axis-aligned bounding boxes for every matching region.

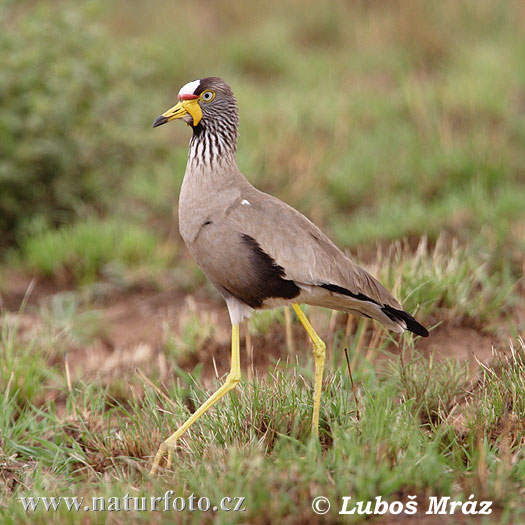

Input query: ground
[1,1,524,523]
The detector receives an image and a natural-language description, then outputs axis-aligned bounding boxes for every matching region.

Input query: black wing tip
[382,305,429,337]
[319,282,429,337]
[405,318,429,337]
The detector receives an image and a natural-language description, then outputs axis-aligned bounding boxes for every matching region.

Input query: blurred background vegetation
[1,0,523,289]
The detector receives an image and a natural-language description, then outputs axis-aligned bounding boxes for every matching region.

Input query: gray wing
[189,187,428,336]
[227,189,402,303]
[220,189,427,336]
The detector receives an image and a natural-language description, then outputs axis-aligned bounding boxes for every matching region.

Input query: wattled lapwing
[150,77,428,474]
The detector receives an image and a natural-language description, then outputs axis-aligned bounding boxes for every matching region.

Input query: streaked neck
[188,120,238,172]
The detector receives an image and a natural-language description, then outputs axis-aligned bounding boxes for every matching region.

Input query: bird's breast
[178,179,242,246]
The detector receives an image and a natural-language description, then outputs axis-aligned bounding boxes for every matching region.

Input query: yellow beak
[152,98,203,128]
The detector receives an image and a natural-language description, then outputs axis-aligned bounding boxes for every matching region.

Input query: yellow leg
[150,324,241,475]
[292,304,326,438]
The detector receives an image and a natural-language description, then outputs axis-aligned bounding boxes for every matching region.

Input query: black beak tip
[152,115,168,128]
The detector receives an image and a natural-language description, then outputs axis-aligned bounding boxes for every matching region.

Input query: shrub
[0,3,159,244]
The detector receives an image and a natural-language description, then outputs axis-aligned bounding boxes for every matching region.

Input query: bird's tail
[380,305,429,337]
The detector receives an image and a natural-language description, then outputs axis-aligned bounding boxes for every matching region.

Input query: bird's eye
[201,90,215,102]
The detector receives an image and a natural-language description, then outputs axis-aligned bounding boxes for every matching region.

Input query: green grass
[1,314,523,523]
[1,0,524,523]
[14,218,176,285]
[373,237,518,327]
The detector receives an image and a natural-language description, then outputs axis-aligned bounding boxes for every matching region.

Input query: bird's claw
[149,438,177,475]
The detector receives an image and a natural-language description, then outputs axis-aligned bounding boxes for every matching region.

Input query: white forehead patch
[178,79,201,98]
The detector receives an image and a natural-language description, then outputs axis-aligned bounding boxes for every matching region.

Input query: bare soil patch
[417,325,496,364]
[0,273,505,389]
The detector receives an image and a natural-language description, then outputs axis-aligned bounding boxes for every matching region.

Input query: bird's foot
[149,435,179,475]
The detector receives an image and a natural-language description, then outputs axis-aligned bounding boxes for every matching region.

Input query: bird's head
[153,77,238,130]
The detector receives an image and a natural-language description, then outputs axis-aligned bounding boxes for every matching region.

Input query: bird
[149,77,428,474]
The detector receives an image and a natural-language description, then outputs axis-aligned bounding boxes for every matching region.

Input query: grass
[0,313,523,523]
[0,0,524,523]
[373,237,518,327]
[163,297,217,362]
[14,218,176,285]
